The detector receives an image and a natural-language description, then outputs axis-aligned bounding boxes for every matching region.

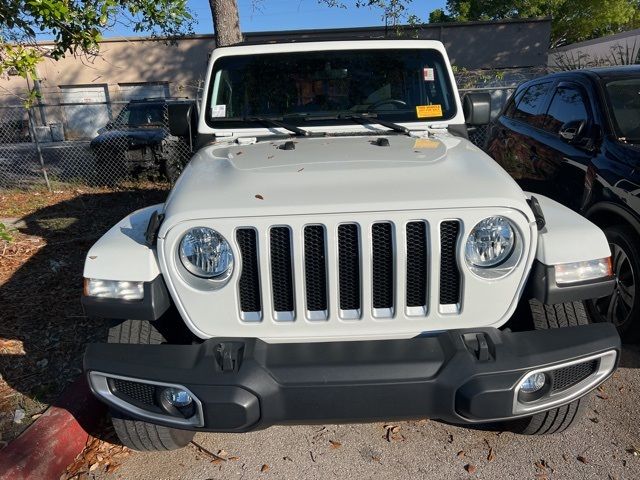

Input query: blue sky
[104,0,447,37]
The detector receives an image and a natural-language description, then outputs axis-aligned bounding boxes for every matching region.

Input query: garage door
[60,85,110,139]
[118,83,169,101]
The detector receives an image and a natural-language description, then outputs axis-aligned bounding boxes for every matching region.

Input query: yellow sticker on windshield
[416,104,443,118]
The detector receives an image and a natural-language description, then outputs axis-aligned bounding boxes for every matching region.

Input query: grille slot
[439,221,461,307]
[111,378,155,407]
[236,228,261,319]
[270,226,295,317]
[551,360,598,393]
[406,221,428,310]
[338,224,361,316]
[372,222,394,315]
[304,225,328,316]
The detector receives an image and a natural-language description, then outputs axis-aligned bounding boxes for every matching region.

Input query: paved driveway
[92,345,640,480]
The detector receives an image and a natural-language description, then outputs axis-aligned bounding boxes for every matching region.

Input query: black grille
[270,227,295,312]
[236,229,261,313]
[439,221,461,305]
[338,224,361,311]
[304,226,328,311]
[112,378,155,406]
[406,221,428,308]
[372,223,394,310]
[551,360,598,393]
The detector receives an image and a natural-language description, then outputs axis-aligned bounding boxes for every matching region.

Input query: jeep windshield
[604,78,640,143]
[205,48,457,131]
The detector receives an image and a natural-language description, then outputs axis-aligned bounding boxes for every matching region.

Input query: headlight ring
[464,216,522,279]
[179,227,234,283]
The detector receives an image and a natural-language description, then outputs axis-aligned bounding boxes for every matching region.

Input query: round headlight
[465,216,515,268]
[179,227,233,278]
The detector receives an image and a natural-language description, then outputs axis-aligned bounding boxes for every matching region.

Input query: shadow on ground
[0,188,167,443]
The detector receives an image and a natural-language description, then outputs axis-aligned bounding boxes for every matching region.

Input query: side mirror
[168,102,197,137]
[463,92,491,126]
[559,120,586,143]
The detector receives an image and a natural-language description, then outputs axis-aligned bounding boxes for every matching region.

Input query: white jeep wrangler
[82,40,620,451]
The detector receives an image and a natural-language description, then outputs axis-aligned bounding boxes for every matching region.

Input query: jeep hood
[161,134,533,227]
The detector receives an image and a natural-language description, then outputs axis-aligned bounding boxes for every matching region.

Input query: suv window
[513,82,552,128]
[543,85,589,134]
[503,89,525,118]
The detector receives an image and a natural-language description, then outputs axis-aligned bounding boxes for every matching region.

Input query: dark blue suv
[487,66,640,341]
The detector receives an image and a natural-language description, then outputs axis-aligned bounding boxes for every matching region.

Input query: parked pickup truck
[81,40,620,451]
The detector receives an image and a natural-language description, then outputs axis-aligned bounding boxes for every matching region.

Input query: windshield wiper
[338,113,411,135]
[247,116,315,137]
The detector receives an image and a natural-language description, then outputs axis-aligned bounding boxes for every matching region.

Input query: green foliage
[0,222,13,242]
[318,0,417,26]
[431,0,640,47]
[1,0,194,79]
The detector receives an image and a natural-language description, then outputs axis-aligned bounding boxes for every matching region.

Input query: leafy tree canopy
[428,0,640,48]
[1,0,194,79]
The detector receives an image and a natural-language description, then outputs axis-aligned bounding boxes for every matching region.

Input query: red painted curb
[0,376,105,480]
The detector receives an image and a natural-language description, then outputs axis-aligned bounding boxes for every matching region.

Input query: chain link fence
[0,99,194,190]
[0,87,516,190]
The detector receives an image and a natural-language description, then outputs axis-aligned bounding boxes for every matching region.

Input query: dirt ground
[0,185,168,447]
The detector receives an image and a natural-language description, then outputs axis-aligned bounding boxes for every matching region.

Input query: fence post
[27,107,52,192]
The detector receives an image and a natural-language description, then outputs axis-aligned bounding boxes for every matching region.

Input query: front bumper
[84,323,620,432]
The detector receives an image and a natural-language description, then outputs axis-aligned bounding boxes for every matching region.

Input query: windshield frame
[201,41,463,136]
[601,75,640,143]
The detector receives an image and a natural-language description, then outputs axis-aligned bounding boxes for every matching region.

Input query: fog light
[520,372,546,393]
[162,387,193,407]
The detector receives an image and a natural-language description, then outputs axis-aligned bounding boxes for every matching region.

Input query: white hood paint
[161,133,534,232]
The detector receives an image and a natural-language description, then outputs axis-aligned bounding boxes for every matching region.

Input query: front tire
[107,319,195,451]
[507,299,590,435]
[586,225,640,342]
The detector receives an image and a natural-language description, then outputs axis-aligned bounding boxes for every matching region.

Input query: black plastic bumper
[84,323,620,432]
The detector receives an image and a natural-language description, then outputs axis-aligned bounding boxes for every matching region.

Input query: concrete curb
[0,376,105,480]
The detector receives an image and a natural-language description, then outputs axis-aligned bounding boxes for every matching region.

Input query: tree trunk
[209,0,243,46]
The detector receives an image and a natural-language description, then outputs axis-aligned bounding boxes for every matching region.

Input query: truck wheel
[507,299,590,435]
[107,320,195,451]
[586,225,640,342]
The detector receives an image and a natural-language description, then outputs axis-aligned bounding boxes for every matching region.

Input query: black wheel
[586,225,640,342]
[107,319,195,451]
[506,299,590,435]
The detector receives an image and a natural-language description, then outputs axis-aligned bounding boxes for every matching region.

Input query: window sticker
[413,138,440,149]
[211,104,226,118]
[416,104,443,118]
[423,67,435,82]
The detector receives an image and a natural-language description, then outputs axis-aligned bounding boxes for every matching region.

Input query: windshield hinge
[215,131,234,137]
